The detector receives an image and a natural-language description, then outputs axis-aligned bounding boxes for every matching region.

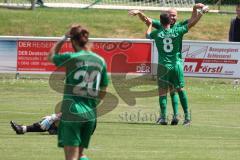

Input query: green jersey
[149,24,188,67]
[152,19,188,60]
[53,50,108,121]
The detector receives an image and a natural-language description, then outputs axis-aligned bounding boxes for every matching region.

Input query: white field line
[0,111,41,115]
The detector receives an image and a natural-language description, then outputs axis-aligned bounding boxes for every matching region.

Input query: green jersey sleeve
[149,30,158,40]
[176,20,188,27]
[53,53,71,67]
[100,63,108,88]
[176,24,188,36]
[152,19,161,29]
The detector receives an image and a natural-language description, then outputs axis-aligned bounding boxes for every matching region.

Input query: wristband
[60,35,68,42]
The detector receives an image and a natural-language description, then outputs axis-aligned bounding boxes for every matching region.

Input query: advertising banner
[152,40,240,78]
[182,41,240,78]
[1,36,240,78]
[17,39,152,73]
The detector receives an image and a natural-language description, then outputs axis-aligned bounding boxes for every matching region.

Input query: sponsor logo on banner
[17,41,69,72]
[183,45,208,58]
[182,44,239,77]
[136,63,151,73]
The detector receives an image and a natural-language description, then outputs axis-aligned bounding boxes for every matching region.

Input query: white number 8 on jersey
[163,38,173,53]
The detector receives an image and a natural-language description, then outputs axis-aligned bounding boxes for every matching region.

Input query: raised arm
[145,22,153,38]
[188,4,208,29]
[48,32,71,62]
[128,9,152,26]
[190,3,203,21]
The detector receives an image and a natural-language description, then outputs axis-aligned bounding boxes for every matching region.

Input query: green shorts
[58,119,96,148]
[157,62,185,90]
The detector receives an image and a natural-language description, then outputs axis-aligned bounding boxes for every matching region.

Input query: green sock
[170,92,179,117]
[159,96,167,119]
[178,90,190,120]
[79,155,89,160]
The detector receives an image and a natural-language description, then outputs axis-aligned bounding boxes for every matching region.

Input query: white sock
[22,126,27,133]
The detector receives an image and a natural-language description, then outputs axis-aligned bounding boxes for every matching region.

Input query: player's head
[236,3,240,18]
[167,8,177,25]
[69,24,89,51]
[160,12,171,26]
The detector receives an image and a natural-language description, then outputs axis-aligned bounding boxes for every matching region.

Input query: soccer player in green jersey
[129,4,206,125]
[48,24,109,160]
[145,5,208,125]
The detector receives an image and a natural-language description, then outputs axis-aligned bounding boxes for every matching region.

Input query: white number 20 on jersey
[73,70,101,97]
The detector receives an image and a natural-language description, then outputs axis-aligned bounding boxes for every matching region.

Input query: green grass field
[0,74,240,160]
[0,8,235,40]
[0,7,240,160]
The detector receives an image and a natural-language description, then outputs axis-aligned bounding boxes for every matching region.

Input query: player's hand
[128,9,141,16]
[202,5,209,14]
[39,118,52,130]
[195,3,209,15]
[194,3,205,9]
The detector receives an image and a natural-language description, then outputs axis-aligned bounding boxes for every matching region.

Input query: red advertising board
[17,40,152,73]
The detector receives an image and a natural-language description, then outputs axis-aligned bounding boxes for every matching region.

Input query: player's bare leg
[64,146,79,160]
[63,144,89,160]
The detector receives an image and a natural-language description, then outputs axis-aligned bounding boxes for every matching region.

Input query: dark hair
[69,24,89,48]
[160,12,171,26]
